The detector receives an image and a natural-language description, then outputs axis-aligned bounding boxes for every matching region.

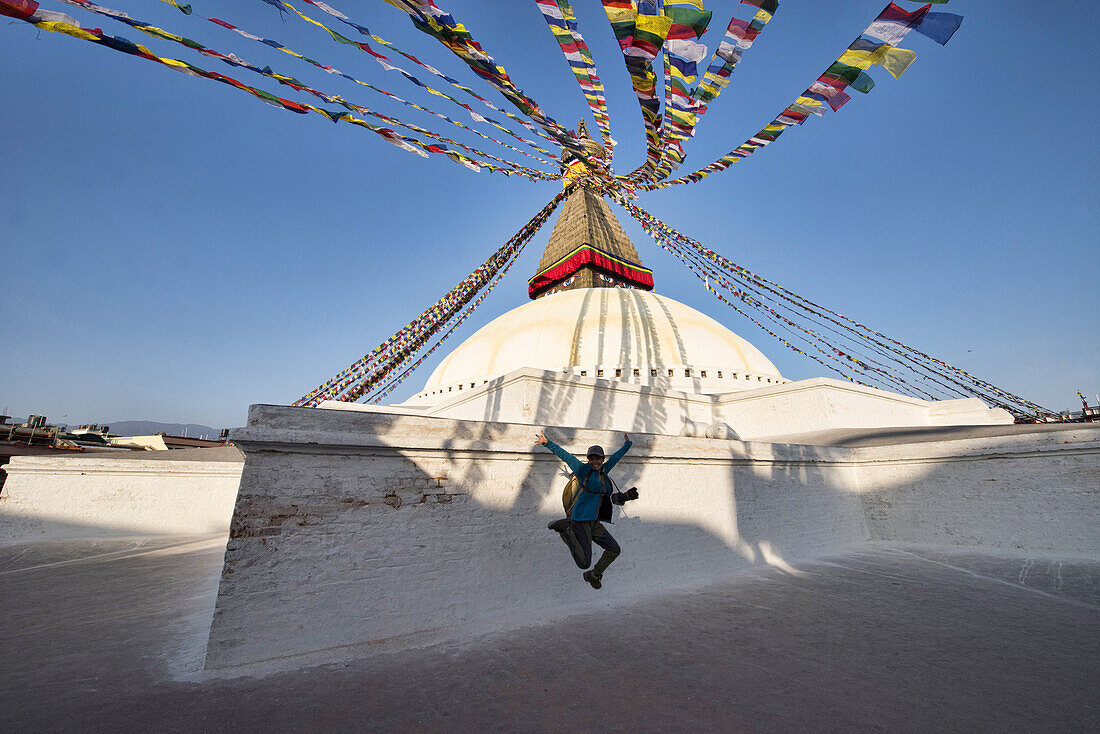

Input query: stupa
[405,176,790,410]
[378,126,1009,439]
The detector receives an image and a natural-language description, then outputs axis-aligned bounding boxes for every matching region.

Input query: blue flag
[914,12,963,46]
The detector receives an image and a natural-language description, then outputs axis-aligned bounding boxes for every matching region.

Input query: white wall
[374,370,1012,439]
[0,449,244,542]
[718,378,1013,438]
[852,431,1100,554]
[203,405,1098,671]
[418,368,723,434]
[2,406,1093,673]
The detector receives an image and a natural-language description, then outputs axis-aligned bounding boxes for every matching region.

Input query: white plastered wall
[0,450,244,542]
[202,406,1097,672]
[1,407,1092,674]
[205,405,870,670]
[343,370,1012,439]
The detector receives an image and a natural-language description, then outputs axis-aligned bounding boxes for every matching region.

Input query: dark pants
[551,519,621,576]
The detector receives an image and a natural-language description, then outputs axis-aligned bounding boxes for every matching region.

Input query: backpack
[561,466,610,514]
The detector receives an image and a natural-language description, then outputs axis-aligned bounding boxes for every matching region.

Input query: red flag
[0,0,39,21]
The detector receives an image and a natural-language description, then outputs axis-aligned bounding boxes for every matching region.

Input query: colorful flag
[0,0,38,20]
[913,12,963,45]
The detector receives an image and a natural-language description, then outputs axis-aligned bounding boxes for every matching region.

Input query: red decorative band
[529,243,654,298]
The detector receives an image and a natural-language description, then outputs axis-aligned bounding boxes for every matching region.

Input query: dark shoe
[583,570,602,590]
[547,518,570,532]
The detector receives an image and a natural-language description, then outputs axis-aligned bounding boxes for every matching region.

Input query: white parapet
[0,447,244,542]
[352,369,1014,439]
[206,404,870,671]
[203,405,1098,672]
[850,430,1100,552]
[3,406,1094,675]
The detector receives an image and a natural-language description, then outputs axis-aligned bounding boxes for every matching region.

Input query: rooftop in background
[0,415,230,454]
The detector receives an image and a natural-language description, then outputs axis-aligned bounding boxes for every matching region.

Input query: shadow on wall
[11,403,1095,674]
[206,402,879,668]
[405,314,879,589]
[849,444,1100,555]
[489,288,686,435]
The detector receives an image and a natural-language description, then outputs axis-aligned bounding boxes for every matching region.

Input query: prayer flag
[664,4,711,40]
[864,2,927,46]
[879,47,915,78]
[913,12,962,45]
[849,70,875,94]
[826,89,851,111]
[742,0,778,14]
[0,0,38,20]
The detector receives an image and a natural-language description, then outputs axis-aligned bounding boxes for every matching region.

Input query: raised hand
[535,429,548,446]
[623,433,631,443]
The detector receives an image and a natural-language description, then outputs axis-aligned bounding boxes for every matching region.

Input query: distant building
[1,415,229,489]
[109,433,227,451]
[1,414,60,447]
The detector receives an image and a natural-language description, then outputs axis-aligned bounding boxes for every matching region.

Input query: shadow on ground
[1,537,1096,733]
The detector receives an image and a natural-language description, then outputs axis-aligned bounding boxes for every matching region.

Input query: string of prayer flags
[292,0,563,157]
[615,193,906,390]
[621,185,1037,408]
[252,1,561,163]
[611,194,1054,418]
[5,4,531,177]
[656,1,777,183]
[669,236,939,398]
[619,196,890,389]
[653,0,712,180]
[378,0,604,173]
[7,8,317,113]
[693,1,778,106]
[206,18,549,169]
[534,0,614,151]
[303,187,570,405]
[170,11,560,173]
[649,0,779,181]
[641,1,963,190]
[630,197,993,402]
[55,0,559,179]
[366,221,532,403]
[599,0,672,181]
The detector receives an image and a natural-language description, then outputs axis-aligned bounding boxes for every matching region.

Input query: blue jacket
[545,439,632,521]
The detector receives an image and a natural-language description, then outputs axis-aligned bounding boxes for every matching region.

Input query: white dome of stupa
[409,287,785,404]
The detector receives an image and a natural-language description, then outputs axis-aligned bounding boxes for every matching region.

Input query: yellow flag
[635,13,673,37]
[604,8,637,24]
[837,49,876,70]
[879,47,916,78]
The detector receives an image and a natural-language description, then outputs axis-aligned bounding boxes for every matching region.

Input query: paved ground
[1,537,1097,733]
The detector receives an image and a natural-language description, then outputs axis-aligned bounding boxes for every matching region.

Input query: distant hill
[105,421,222,439]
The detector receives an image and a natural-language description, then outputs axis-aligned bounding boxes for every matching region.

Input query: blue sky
[1,0,1096,429]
